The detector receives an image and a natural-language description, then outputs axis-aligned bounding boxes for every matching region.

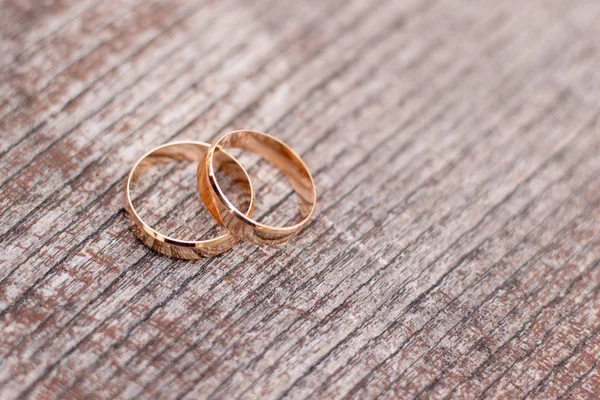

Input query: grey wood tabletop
[1,0,600,399]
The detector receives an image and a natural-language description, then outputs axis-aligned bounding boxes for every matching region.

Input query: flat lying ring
[124,141,254,259]
[198,130,316,245]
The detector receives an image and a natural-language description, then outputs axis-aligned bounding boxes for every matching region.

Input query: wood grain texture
[1,0,600,398]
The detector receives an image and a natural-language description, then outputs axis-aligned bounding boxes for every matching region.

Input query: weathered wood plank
[1,0,600,399]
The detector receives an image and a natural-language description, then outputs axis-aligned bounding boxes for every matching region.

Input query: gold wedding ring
[124,141,254,259]
[198,130,317,245]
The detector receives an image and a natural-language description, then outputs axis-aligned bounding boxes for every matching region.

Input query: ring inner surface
[212,132,315,228]
[131,143,252,242]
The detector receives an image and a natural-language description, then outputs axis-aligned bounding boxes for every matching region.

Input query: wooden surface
[1,0,600,398]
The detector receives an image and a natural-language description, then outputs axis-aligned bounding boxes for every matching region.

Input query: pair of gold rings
[124,130,317,259]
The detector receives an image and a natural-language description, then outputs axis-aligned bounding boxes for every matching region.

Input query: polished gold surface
[198,130,317,245]
[124,141,254,259]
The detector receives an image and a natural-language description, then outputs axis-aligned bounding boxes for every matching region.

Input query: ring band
[198,130,317,245]
[124,141,255,259]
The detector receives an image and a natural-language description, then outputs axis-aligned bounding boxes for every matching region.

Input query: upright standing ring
[124,141,254,259]
[198,130,317,245]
